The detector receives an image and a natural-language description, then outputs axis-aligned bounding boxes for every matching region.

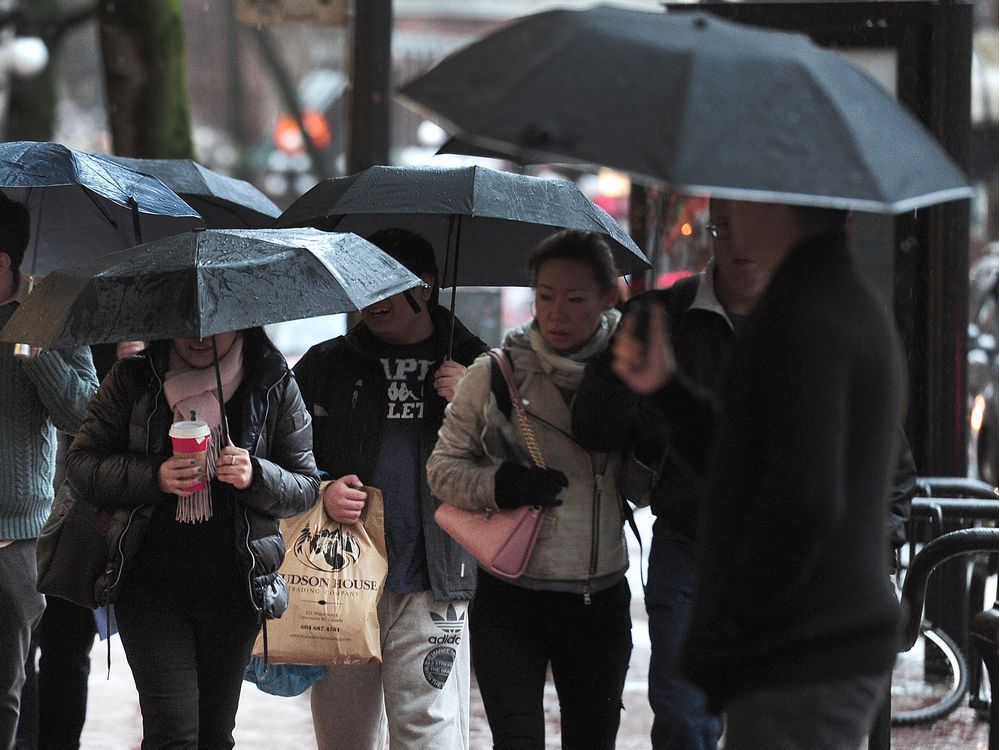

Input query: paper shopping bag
[254,486,388,664]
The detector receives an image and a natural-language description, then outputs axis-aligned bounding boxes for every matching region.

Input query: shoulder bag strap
[488,348,546,469]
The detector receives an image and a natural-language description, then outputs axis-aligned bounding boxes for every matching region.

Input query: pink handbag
[434,349,547,579]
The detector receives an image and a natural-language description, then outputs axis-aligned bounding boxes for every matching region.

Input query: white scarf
[163,335,245,523]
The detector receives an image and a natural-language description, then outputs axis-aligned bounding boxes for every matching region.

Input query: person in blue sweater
[0,195,98,750]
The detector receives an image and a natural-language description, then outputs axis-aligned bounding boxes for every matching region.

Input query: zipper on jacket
[105,360,165,602]
[250,377,282,456]
[145,363,165,453]
[243,505,262,613]
[245,377,282,612]
[98,504,144,603]
[590,471,602,578]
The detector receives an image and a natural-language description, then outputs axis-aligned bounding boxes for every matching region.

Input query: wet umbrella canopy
[102,156,281,229]
[0,228,425,350]
[398,6,973,213]
[275,164,650,287]
[0,141,204,277]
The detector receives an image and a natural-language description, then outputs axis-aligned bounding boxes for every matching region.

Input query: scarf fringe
[175,423,224,524]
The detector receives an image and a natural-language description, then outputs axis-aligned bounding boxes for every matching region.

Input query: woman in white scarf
[67,326,318,747]
[428,230,632,750]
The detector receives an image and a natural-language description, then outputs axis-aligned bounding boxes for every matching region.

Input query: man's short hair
[366,227,439,306]
[0,195,31,274]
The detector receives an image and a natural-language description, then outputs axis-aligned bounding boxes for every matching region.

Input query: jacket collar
[689,261,734,331]
[0,275,29,307]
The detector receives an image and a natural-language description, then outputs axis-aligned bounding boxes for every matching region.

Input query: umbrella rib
[81,185,122,231]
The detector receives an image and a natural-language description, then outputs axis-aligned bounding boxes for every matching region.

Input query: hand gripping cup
[169,420,211,493]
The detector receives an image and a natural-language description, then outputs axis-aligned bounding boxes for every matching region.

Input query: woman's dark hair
[526,230,619,294]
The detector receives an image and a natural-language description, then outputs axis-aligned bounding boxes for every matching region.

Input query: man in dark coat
[608,200,904,749]
[294,228,487,749]
[575,200,915,750]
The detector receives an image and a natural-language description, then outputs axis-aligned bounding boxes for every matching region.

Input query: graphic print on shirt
[381,356,434,420]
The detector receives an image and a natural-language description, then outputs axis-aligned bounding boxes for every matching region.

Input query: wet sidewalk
[77,508,991,749]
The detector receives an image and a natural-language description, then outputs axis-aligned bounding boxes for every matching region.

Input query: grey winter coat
[427,315,629,595]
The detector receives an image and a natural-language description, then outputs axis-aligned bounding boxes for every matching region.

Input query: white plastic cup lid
[169,420,211,439]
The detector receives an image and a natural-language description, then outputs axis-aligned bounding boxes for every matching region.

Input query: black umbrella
[275,164,650,287]
[0,227,423,348]
[398,7,973,213]
[0,227,424,444]
[0,141,203,278]
[103,156,281,229]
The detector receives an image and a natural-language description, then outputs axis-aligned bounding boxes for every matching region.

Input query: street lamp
[0,34,47,77]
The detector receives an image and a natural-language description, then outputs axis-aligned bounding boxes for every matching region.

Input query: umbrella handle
[128,197,143,245]
[211,336,231,446]
[446,216,462,360]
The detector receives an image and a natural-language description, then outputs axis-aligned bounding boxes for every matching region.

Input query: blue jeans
[646,526,722,750]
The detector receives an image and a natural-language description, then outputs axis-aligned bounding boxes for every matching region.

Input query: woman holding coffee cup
[66,328,319,748]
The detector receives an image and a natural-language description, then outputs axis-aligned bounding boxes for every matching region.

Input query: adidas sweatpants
[310,590,470,749]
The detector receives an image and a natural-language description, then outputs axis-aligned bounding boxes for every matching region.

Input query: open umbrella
[0,227,423,348]
[398,7,973,213]
[274,164,650,287]
[103,156,281,229]
[0,227,424,443]
[0,141,203,278]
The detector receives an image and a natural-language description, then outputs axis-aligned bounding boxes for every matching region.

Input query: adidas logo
[428,603,465,644]
[430,603,466,633]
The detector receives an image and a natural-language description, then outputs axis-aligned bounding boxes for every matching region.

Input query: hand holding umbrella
[0,227,426,447]
[216,438,253,491]
[432,358,468,403]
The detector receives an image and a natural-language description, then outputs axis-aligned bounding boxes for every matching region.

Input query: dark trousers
[722,672,889,750]
[646,527,723,750]
[2,540,45,750]
[15,634,37,750]
[115,594,259,750]
[469,572,632,750]
[37,597,97,750]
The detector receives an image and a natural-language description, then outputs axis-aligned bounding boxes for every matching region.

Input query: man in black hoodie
[294,228,487,750]
[602,200,905,749]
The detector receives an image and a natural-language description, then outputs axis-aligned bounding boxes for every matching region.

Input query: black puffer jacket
[66,330,319,618]
[293,305,487,601]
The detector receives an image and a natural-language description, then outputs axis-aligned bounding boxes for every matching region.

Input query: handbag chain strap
[489,348,546,469]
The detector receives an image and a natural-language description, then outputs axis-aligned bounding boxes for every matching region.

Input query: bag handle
[488,348,546,469]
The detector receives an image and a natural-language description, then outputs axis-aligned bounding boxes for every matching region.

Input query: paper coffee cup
[169,420,210,492]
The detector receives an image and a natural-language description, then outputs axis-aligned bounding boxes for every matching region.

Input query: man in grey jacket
[0,196,97,750]
[294,228,487,749]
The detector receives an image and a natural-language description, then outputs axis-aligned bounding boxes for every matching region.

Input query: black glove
[494,462,567,509]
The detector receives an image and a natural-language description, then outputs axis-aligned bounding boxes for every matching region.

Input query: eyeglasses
[705,221,729,240]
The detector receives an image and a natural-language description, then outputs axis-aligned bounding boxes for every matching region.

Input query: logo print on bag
[293,523,361,572]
